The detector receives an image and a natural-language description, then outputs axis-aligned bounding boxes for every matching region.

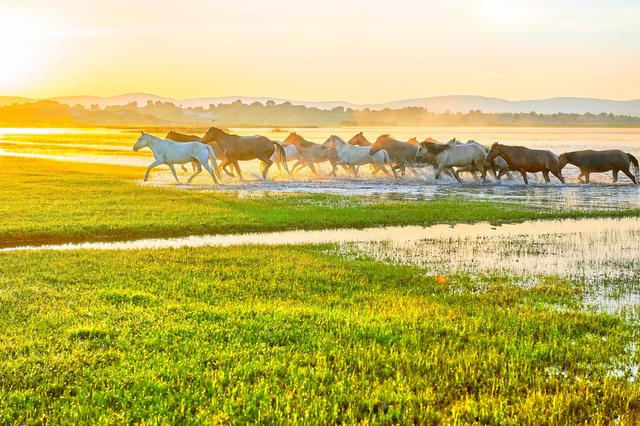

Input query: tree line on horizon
[1,99,640,128]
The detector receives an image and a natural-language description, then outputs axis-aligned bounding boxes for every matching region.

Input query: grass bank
[0,245,638,423]
[2,157,638,247]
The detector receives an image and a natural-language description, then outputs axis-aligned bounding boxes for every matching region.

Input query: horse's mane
[422,141,449,155]
[375,134,392,143]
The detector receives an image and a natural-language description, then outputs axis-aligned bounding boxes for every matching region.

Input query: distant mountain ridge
[3,93,640,116]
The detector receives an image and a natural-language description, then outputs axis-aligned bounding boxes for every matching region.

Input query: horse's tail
[273,142,290,175]
[628,153,639,181]
[205,144,223,181]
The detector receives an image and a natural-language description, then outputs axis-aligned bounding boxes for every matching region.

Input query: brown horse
[369,135,418,176]
[165,130,202,172]
[559,150,638,184]
[201,127,288,180]
[486,143,564,185]
[283,133,345,176]
[347,132,372,147]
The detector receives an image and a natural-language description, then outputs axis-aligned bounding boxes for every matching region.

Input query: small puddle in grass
[2,217,639,315]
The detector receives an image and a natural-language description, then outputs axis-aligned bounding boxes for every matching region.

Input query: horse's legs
[435,165,443,179]
[187,161,203,183]
[233,161,244,181]
[551,168,565,184]
[584,173,590,184]
[329,160,338,177]
[219,160,235,177]
[450,168,462,183]
[290,160,304,175]
[307,161,319,177]
[198,158,219,184]
[520,170,529,185]
[378,162,391,176]
[167,164,180,183]
[542,170,551,183]
[143,160,162,182]
[621,168,637,184]
[261,159,273,180]
[181,164,188,173]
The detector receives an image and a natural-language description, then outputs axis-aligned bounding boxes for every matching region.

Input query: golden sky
[1,0,639,103]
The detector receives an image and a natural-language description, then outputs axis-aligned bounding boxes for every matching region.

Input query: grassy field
[2,156,639,247]
[2,154,640,423]
[1,245,639,424]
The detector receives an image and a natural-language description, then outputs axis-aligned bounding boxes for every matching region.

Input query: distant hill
[0,96,34,106]
[2,99,640,127]
[42,93,640,116]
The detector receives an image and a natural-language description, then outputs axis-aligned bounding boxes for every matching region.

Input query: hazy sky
[0,0,638,102]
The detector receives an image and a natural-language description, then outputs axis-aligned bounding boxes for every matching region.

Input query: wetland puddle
[3,217,639,315]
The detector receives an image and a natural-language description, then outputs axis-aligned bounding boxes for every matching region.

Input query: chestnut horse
[369,135,418,176]
[486,143,564,185]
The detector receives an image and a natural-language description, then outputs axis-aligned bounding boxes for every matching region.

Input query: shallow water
[3,217,639,315]
[2,127,638,210]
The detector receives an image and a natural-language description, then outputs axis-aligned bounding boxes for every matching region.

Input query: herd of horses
[132,127,640,185]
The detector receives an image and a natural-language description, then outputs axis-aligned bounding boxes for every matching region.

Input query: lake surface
[1,126,639,209]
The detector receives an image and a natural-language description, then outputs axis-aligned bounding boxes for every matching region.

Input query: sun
[0,8,57,90]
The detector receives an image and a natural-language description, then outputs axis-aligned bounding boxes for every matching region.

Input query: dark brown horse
[165,130,202,172]
[486,143,564,185]
[559,150,638,184]
[369,135,418,176]
[201,127,288,180]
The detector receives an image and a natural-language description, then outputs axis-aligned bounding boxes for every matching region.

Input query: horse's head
[322,135,346,151]
[558,153,568,169]
[415,141,440,164]
[202,127,226,144]
[375,134,392,144]
[283,132,301,146]
[485,142,502,162]
[347,132,370,146]
[133,131,149,151]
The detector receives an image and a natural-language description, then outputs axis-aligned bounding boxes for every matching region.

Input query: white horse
[448,138,511,179]
[321,135,395,177]
[271,144,299,173]
[417,141,487,182]
[133,132,222,184]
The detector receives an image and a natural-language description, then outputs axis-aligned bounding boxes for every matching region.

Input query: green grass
[2,157,638,247]
[1,245,639,423]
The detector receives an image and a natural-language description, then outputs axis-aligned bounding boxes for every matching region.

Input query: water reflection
[3,217,639,315]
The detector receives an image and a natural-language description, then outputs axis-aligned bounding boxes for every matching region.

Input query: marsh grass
[0,245,639,423]
[2,157,638,248]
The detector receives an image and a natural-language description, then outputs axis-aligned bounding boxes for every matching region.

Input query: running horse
[283,132,344,176]
[201,127,289,180]
[165,130,202,173]
[486,143,564,185]
[559,149,638,184]
[369,135,418,176]
[133,132,221,184]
